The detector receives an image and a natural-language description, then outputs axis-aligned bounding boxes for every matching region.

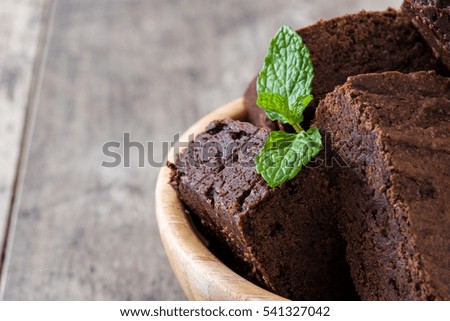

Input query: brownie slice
[315,71,450,300]
[245,9,438,130]
[402,0,450,70]
[169,118,356,300]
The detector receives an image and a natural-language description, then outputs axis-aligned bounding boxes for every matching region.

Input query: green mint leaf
[255,128,322,188]
[257,92,313,124]
[256,25,314,125]
[254,25,321,187]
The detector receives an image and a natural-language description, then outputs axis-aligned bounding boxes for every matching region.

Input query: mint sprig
[255,128,322,188]
[255,26,322,188]
[257,25,314,126]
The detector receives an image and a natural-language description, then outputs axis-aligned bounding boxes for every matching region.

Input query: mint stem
[292,123,303,133]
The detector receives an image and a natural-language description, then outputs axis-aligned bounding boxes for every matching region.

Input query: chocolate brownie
[169,119,356,300]
[245,9,438,130]
[402,0,450,70]
[315,71,450,300]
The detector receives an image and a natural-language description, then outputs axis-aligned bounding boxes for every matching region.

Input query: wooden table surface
[0,0,402,300]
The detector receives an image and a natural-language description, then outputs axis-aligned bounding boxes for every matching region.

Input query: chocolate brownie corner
[315,70,450,300]
[169,118,356,300]
[402,0,450,70]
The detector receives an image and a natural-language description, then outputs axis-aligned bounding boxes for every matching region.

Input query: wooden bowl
[155,98,286,300]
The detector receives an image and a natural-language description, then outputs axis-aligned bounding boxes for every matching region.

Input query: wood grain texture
[2,0,402,300]
[0,0,47,267]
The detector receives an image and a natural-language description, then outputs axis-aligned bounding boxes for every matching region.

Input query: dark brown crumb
[315,71,450,300]
[169,118,357,300]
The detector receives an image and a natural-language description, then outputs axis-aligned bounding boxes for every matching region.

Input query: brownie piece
[402,0,450,70]
[315,71,450,300]
[245,9,438,130]
[169,118,356,300]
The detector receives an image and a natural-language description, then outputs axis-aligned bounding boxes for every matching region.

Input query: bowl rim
[155,98,287,300]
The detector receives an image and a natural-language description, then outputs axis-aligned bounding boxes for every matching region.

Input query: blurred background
[0,0,401,300]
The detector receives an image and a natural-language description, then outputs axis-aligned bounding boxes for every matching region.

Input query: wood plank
[2,0,402,300]
[0,0,48,269]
